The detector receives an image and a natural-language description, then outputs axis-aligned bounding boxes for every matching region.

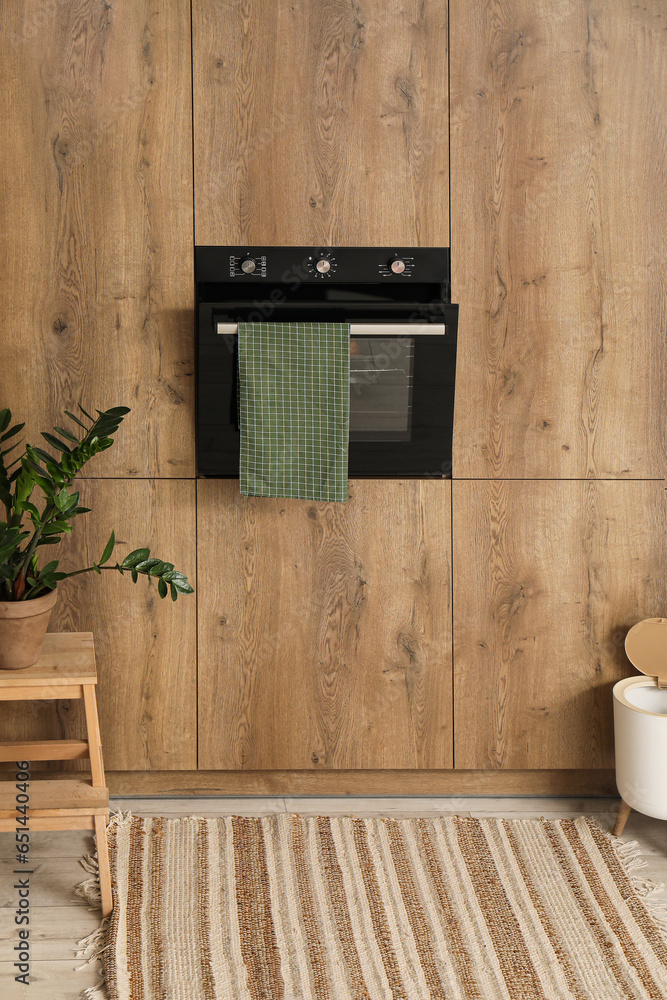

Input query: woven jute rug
[77,813,667,999]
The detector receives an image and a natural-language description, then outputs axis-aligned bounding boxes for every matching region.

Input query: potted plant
[0,404,193,669]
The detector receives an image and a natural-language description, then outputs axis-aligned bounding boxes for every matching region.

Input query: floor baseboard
[105,769,618,797]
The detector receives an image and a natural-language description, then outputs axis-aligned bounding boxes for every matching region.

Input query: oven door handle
[216,322,445,337]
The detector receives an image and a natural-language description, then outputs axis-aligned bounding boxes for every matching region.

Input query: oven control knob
[390,258,406,274]
[240,257,256,274]
[308,252,336,276]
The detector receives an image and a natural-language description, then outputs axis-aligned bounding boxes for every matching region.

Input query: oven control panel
[196,246,450,286]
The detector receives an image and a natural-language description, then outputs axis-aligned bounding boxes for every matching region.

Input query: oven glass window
[349,336,414,442]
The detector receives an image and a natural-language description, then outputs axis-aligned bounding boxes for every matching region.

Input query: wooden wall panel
[0,481,197,771]
[453,480,667,770]
[451,1,667,478]
[193,0,449,246]
[198,479,452,770]
[0,1,194,477]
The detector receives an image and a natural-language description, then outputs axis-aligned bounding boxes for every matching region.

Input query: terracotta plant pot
[0,589,58,670]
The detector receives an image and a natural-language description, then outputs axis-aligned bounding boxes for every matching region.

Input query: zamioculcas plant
[0,404,193,669]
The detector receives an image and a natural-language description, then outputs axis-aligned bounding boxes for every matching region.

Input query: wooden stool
[0,633,112,917]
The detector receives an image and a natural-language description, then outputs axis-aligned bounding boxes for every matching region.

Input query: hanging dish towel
[238,321,350,501]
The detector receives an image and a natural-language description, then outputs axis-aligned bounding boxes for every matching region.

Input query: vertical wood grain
[453,480,667,769]
[0,481,197,771]
[451,1,667,478]
[0,1,194,477]
[193,0,449,246]
[198,480,452,770]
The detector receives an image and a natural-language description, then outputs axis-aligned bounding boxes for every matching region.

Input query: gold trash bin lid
[625,618,667,689]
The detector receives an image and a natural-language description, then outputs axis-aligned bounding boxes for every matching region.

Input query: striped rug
[83,813,667,1000]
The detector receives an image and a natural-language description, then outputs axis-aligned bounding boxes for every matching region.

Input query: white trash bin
[612,618,667,833]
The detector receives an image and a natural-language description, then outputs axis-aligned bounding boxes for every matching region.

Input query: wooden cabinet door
[451,0,667,479]
[453,480,667,769]
[0,0,194,478]
[198,480,452,770]
[192,0,449,246]
[193,2,452,772]
[0,481,197,771]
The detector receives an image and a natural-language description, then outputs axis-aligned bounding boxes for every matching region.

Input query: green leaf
[130,568,138,583]
[62,492,79,513]
[121,548,151,568]
[55,488,70,511]
[42,432,71,453]
[99,530,115,566]
[39,561,60,577]
[53,426,79,444]
[14,470,34,505]
[23,455,49,478]
[16,500,40,518]
[1,422,24,443]
[0,409,11,433]
[36,537,61,546]
[158,577,168,599]
[1,440,24,460]
[161,571,189,587]
[64,410,88,429]
[102,406,131,418]
[21,465,55,497]
[22,453,56,490]
[25,445,48,468]
[170,583,178,602]
[134,557,161,572]
[32,446,57,465]
[173,580,194,595]
[78,404,95,421]
[41,521,72,535]
[45,463,66,486]
[93,562,101,575]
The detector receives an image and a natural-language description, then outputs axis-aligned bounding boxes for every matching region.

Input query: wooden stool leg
[95,813,113,918]
[83,684,106,788]
[612,799,632,837]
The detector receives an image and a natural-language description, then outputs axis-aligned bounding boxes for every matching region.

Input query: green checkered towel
[238,322,350,501]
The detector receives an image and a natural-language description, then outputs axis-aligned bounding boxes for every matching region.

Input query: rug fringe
[75,919,111,999]
[75,851,102,907]
[79,981,109,1000]
[74,810,133,999]
[607,826,667,940]
[75,919,110,966]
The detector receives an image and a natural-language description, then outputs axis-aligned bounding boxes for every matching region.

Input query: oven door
[348,329,455,476]
[197,309,457,478]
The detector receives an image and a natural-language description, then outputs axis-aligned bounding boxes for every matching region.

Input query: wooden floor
[1,796,665,998]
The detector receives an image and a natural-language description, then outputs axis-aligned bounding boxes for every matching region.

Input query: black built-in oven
[196,247,458,478]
